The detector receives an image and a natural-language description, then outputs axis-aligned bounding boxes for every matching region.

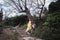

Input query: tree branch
[18,0,23,11]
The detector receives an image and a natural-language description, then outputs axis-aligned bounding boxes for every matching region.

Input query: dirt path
[14,26,42,40]
[0,26,42,40]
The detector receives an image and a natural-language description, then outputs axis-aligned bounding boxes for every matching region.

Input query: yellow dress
[26,21,32,32]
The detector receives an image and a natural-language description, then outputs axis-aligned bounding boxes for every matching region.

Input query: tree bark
[0,9,3,22]
[25,8,35,32]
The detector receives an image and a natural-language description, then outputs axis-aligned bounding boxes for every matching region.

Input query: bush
[32,11,60,40]
[41,11,60,40]
[4,15,28,26]
[32,0,60,39]
[0,22,3,33]
[21,24,27,29]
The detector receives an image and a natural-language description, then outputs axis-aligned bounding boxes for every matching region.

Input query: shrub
[0,22,3,33]
[32,11,60,40]
[4,15,28,26]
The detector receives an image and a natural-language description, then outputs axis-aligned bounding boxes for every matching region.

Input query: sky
[0,0,55,9]
[0,0,3,4]
[0,0,57,19]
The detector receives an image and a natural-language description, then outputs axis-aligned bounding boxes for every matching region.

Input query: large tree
[3,0,46,32]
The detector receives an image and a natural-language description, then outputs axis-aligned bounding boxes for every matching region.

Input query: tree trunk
[0,9,3,22]
[25,9,35,33]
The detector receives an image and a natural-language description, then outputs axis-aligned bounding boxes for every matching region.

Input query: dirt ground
[0,26,42,40]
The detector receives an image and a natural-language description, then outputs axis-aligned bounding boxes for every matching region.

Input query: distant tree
[49,0,60,13]
[41,0,60,40]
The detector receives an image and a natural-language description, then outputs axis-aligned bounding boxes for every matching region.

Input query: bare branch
[39,0,46,19]
[25,0,27,10]
[10,0,20,12]
[3,0,18,11]
[39,0,44,5]
[18,0,23,11]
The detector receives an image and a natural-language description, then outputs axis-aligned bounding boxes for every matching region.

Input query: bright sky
[0,0,57,9]
[0,0,3,4]
[0,0,57,19]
